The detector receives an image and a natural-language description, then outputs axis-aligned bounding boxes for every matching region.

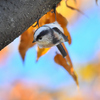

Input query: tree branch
[0,0,61,50]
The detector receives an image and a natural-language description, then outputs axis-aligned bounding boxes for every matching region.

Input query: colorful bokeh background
[0,0,100,100]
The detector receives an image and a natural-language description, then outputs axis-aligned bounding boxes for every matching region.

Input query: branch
[0,0,61,50]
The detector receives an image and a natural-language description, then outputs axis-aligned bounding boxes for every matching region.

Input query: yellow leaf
[57,0,79,19]
[63,27,71,44]
[37,46,50,61]
[78,64,97,81]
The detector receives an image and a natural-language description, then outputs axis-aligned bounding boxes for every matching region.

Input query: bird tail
[56,43,67,58]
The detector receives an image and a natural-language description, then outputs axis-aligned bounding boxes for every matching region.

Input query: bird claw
[51,4,57,21]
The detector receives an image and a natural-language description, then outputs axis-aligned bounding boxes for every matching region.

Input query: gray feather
[52,27,69,42]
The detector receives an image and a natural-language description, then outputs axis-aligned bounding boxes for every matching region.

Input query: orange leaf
[63,27,71,44]
[0,47,9,65]
[56,12,68,28]
[54,43,78,86]
[19,26,36,60]
[56,12,71,44]
[36,46,50,61]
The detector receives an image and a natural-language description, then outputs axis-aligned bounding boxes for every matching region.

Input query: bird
[32,21,69,57]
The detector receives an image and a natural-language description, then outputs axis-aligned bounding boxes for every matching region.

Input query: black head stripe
[36,29,49,41]
[53,27,68,42]
[52,27,63,34]
[43,25,54,34]
[34,26,49,36]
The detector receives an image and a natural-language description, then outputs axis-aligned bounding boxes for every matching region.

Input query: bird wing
[56,43,67,58]
[52,27,69,42]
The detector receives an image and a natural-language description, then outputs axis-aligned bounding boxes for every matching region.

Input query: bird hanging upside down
[32,5,69,58]
[32,21,69,58]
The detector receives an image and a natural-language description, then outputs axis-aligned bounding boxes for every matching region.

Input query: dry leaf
[19,26,36,60]
[56,12,68,28]
[56,12,71,44]
[63,27,71,44]
[54,43,78,86]
[37,46,50,61]
[54,53,78,86]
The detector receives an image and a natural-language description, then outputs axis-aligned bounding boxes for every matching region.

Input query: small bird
[32,21,69,57]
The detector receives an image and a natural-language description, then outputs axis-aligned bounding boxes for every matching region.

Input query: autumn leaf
[54,52,78,86]
[54,43,78,86]
[77,64,99,82]
[18,0,78,86]
[0,47,9,65]
[36,46,50,61]
[19,26,36,60]
[57,0,77,18]
[56,12,71,44]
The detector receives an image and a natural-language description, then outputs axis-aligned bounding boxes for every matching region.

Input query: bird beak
[32,40,36,43]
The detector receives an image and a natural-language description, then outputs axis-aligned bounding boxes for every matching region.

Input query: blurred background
[0,0,100,100]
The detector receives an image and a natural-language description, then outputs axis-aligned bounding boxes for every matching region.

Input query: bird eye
[39,37,42,40]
